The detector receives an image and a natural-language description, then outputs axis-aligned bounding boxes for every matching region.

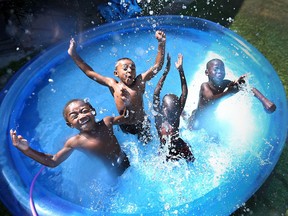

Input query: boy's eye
[70,114,78,119]
[81,109,90,114]
[122,64,135,71]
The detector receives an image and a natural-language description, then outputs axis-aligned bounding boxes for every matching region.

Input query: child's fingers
[9,129,14,137]
[10,130,18,144]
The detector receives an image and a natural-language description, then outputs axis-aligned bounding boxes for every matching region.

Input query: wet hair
[115,57,135,70]
[162,94,179,111]
[63,98,95,122]
[161,94,180,122]
[206,58,224,69]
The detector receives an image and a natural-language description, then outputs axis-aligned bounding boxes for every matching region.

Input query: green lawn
[230,0,288,215]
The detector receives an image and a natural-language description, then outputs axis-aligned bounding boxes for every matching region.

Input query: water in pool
[4,16,287,215]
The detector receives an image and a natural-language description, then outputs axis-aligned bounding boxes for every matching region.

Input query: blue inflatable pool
[0,16,287,215]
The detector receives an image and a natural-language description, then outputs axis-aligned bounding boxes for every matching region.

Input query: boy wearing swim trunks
[153,54,195,162]
[10,99,130,176]
[68,31,166,144]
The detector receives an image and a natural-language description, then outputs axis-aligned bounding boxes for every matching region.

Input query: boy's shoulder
[65,134,82,148]
[200,82,210,89]
[102,117,114,127]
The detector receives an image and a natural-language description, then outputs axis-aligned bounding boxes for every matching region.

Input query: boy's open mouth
[79,117,90,125]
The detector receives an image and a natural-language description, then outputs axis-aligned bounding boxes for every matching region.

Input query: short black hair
[206,58,224,69]
[115,57,135,70]
[63,99,94,122]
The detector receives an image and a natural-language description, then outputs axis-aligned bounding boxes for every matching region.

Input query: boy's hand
[10,129,29,151]
[155,30,166,42]
[120,87,131,105]
[122,108,129,118]
[226,80,239,93]
[175,53,183,70]
[237,74,246,85]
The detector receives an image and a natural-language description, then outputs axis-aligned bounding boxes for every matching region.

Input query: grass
[230,0,288,94]
[230,0,288,214]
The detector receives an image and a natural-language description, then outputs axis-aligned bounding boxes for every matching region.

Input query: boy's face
[64,101,96,132]
[114,59,136,86]
[206,60,225,85]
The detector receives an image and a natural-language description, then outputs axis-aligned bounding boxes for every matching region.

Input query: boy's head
[114,58,136,86]
[205,59,225,85]
[63,99,96,131]
[162,94,180,122]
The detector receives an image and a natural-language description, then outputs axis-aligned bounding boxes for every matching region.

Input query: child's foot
[67,38,76,56]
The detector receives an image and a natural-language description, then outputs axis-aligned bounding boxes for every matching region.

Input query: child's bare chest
[160,122,178,136]
[79,128,113,151]
[114,83,144,107]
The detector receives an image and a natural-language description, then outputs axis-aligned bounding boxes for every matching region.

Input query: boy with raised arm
[10,99,130,176]
[153,54,195,162]
[68,31,166,144]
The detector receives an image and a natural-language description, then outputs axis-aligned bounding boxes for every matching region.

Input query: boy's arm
[141,31,166,82]
[199,80,237,108]
[176,54,187,113]
[153,54,171,130]
[153,54,171,113]
[10,130,74,168]
[68,38,115,87]
[109,108,129,125]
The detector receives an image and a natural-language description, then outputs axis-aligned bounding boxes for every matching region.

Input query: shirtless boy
[153,54,195,162]
[10,99,130,176]
[188,58,275,130]
[68,31,166,143]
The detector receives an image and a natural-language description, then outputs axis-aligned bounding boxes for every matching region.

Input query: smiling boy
[10,99,130,176]
[68,31,166,143]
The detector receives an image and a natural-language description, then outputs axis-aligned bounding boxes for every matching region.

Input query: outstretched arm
[10,130,74,168]
[153,54,171,114]
[233,74,275,112]
[199,75,245,109]
[68,38,115,87]
[176,54,187,113]
[199,82,232,109]
[141,30,166,81]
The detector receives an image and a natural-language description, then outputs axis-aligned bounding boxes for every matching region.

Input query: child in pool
[153,53,195,162]
[10,99,130,176]
[188,58,276,130]
[68,30,166,144]
[188,58,244,130]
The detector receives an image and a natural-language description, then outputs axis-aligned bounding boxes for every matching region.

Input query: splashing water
[1,16,287,215]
